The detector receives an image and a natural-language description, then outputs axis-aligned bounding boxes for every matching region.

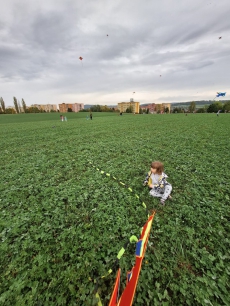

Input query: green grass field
[0,113,229,305]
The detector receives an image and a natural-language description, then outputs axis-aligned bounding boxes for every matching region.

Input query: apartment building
[140,103,156,113]
[31,104,57,112]
[155,103,171,113]
[58,103,84,113]
[117,101,140,114]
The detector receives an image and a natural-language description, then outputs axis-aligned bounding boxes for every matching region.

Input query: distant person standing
[64,116,67,121]
[90,112,92,120]
[216,110,220,116]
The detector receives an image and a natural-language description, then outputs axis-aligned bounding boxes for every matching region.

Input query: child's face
[151,167,157,174]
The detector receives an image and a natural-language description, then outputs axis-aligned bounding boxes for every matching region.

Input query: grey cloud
[186,60,214,70]
[0,0,230,106]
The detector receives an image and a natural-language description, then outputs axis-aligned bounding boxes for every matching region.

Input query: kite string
[88,161,150,216]
[87,161,155,304]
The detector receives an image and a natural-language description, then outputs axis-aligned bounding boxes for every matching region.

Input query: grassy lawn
[0,113,229,305]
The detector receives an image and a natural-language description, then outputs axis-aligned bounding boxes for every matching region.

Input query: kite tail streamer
[109,212,156,306]
[93,236,138,305]
[87,161,156,305]
[88,161,149,217]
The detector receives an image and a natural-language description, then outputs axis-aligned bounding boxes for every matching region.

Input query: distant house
[58,103,84,113]
[159,103,171,113]
[31,104,57,112]
[140,103,171,113]
[140,103,156,113]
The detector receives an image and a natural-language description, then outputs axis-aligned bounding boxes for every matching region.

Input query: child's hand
[149,184,153,188]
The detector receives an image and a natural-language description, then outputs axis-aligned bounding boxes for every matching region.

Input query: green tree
[13,97,20,113]
[188,101,196,112]
[90,105,102,112]
[0,97,6,113]
[223,101,230,112]
[79,109,89,112]
[126,106,133,113]
[27,106,40,113]
[100,105,112,112]
[172,107,183,113]
[207,102,223,113]
[22,99,27,113]
[196,108,205,113]
[5,107,16,114]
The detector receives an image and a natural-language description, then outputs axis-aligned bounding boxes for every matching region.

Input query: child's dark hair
[151,161,164,174]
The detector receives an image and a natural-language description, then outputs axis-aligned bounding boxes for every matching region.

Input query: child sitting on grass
[143,161,172,205]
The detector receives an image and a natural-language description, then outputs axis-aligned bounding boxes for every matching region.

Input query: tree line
[0,97,58,114]
[0,97,26,114]
[172,101,230,113]
[79,105,117,112]
[1,98,230,115]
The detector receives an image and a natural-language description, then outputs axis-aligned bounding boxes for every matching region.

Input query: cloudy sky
[0,0,230,107]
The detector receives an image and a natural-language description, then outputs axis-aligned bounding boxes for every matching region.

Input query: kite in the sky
[216,92,226,97]
[133,92,135,94]
[160,75,162,77]
[219,36,222,39]
[79,57,83,66]
[107,34,109,37]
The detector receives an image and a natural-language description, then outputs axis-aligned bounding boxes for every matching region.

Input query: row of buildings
[117,101,171,113]
[9,101,171,114]
[29,103,84,112]
[31,104,58,112]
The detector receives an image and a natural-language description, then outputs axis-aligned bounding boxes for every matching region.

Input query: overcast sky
[0,0,230,107]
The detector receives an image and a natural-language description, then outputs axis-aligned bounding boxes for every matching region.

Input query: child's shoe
[168,195,172,200]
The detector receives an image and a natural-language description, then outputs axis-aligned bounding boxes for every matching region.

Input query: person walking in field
[143,161,172,205]
[90,112,92,120]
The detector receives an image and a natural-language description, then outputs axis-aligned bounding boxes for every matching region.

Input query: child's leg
[149,189,163,198]
[161,185,172,201]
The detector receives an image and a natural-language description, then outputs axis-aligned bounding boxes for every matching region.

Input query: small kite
[107,34,109,37]
[133,92,135,94]
[216,92,226,97]
[160,75,162,77]
[219,36,222,39]
[79,56,83,66]
[213,92,226,100]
